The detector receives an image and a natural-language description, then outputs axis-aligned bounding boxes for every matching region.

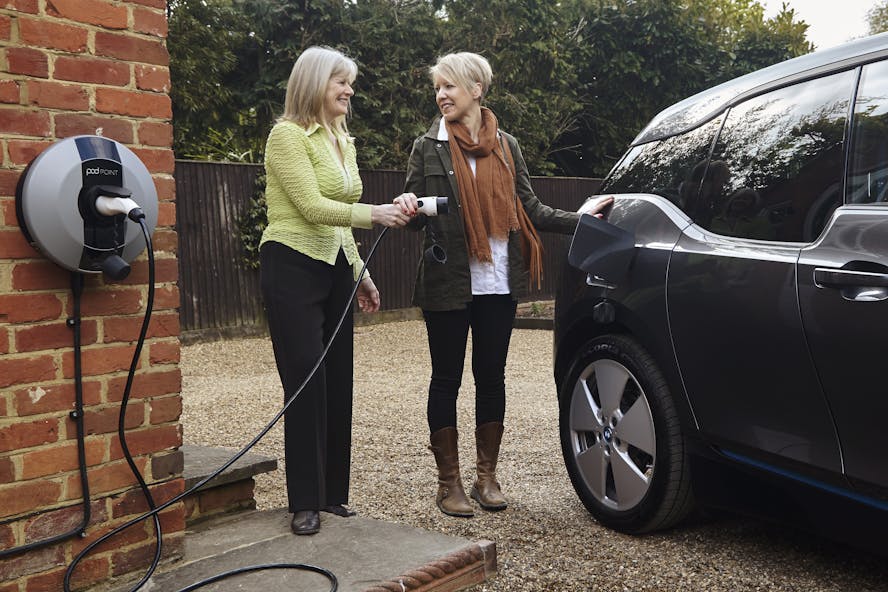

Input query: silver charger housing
[15,135,158,277]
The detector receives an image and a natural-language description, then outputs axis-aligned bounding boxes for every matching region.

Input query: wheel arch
[554,296,697,435]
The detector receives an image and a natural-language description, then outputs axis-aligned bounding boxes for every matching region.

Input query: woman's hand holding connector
[393,193,419,216]
[370,203,412,227]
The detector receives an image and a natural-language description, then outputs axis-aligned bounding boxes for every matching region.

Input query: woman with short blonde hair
[429,52,493,98]
[402,51,611,518]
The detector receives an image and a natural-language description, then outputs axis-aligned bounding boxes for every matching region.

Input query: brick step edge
[182,444,277,491]
[181,444,278,525]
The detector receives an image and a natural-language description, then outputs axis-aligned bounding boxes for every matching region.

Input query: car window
[600,117,722,215]
[700,70,856,242]
[849,60,888,205]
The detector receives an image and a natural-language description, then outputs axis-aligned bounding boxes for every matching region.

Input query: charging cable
[62,221,396,591]
[0,274,92,559]
[0,191,151,560]
[62,212,166,591]
[63,196,449,591]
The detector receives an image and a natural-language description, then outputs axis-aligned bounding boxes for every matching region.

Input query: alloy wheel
[568,358,656,511]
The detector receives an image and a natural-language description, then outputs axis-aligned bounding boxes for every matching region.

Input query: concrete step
[111,507,495,592]
[180,444,278,525]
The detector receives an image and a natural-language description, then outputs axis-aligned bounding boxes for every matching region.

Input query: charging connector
[95,196,145,221]
[92,187,146,222]
[416,196,448,217]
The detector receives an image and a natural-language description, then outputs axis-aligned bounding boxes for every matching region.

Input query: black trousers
[260,241,354,512]
[422,294,518,434]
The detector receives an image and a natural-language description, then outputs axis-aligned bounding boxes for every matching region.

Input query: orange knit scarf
[446,108,518,262]
[446,108,543,287]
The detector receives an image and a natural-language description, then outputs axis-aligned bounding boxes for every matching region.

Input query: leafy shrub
[238,173,267,269]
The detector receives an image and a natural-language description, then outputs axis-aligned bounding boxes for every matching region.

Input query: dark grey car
[554,32,888,548]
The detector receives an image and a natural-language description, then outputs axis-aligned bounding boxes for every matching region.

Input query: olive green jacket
[404,118,580,311]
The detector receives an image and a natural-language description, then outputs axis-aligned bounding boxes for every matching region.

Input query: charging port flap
[568,214,636,289]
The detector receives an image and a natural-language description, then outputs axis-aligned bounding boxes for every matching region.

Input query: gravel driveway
[180,320,888,592]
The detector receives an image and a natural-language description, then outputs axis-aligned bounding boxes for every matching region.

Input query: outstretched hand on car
[579,195,615,218]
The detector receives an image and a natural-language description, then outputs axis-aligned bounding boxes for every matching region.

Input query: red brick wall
[0,1,182,590]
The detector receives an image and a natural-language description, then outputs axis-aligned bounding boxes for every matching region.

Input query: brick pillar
[0,1,183,590]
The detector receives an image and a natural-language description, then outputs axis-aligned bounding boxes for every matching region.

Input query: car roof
[633,32,888,145]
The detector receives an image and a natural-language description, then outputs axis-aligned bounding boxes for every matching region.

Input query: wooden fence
[175,159,601,341]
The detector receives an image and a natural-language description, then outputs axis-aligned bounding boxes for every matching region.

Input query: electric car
[554,33,888,549]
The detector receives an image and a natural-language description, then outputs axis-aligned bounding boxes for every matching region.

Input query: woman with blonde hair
[400,52,612,517]
[260,45,415,535]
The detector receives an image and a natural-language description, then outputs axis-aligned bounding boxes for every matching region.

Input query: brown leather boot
[471,422,507,511]
[429,427,474,517]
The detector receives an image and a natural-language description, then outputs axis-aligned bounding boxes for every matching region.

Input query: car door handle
[814,267,888,288]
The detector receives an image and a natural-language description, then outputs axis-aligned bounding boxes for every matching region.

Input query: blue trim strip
[720,448,888,512]
[74,136,120,162]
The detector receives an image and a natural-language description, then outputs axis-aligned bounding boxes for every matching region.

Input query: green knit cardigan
[260,120,373,281]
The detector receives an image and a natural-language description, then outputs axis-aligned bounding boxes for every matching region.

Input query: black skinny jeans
[260,241,354,512]
[423,294,518,434]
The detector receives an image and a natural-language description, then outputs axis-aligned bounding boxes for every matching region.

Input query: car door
[669,234,842,472]
[797,60,888,492]
[668,71,858,476]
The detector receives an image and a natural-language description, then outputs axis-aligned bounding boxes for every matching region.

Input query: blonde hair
[279,46,358,134]
[430,52,493,98]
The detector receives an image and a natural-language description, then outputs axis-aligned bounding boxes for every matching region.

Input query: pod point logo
[85,166,120,176]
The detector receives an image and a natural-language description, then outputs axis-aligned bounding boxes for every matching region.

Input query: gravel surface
[180,320,888,591]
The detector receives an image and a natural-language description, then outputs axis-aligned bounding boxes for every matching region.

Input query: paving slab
[111,508,495,592]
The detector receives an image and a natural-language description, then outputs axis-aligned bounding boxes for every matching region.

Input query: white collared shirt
[437,119,510,295]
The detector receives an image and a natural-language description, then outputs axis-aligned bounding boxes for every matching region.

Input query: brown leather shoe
[290,510,320,535]
[321,504,356,517]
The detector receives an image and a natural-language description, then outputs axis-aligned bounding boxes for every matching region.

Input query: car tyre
[559,334,694,533]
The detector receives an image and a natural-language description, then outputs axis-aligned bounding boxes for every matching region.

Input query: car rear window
[849,59,888,205]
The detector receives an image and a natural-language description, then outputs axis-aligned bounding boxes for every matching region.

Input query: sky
[761,0,878,49]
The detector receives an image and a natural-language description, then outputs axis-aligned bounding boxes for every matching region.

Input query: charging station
[16,135,158,279]
[4,135,163,584]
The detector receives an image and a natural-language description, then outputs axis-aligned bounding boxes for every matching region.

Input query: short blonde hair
[430,52,493,98]
[280,46,358,134]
